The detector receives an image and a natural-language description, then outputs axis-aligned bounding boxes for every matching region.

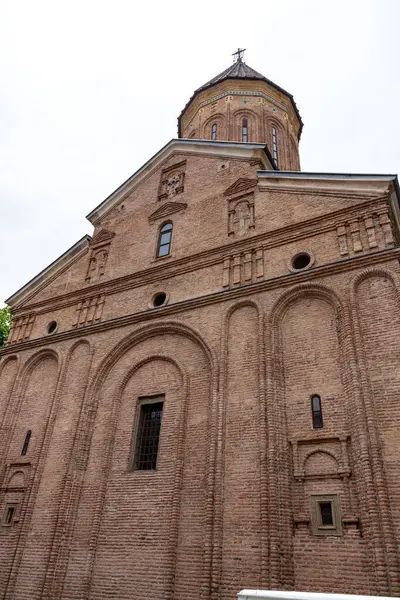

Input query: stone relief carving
[85,229,115,282]
[158,160,186,201]
[86,249,108,281]
[228,194,255,237]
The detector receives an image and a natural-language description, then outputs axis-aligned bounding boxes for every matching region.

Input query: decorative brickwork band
[222,248,264,288]
[73,295,105,328]
[7,314,35,345]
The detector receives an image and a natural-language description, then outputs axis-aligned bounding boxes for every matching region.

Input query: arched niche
[63,322,216,600]
[7,352,59,460]
[304,450,339,477]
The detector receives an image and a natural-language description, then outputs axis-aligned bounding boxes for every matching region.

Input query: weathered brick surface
[1,66,400,600]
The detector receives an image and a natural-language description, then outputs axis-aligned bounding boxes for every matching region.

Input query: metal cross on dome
[232,47,246,62]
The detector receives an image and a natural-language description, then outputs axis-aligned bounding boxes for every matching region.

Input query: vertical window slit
[21,430,31,456]
[311,395,323,429]
[272,126,279,168]
[5,506,15,525]
[242,118,248,142]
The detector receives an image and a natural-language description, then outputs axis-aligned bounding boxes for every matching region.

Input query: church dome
[195,60,270,93]
[178,51,303,170]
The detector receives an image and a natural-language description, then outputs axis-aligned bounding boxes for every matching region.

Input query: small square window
[310,494,341,536]
[131,397,164,471]
[2,503,18,527]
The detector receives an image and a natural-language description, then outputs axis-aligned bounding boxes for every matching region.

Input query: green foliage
[0,306,12,349]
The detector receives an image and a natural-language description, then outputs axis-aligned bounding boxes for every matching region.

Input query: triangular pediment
[90,229,115,246]
[148,201,187,223]
[223,178,258,197]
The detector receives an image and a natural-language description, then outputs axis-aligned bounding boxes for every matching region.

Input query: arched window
[211,123,217,140]
[272,126,279,168]
[21,429,31,456]
[242,118,248,142]
[157,222,173,257]
[311,395,323,429]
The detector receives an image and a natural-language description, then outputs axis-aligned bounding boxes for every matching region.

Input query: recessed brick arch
[201,113,227,140]
[60,321,219,600]
[232,107,259,143]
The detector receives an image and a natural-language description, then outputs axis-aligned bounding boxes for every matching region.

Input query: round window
[47,321,58,334]
[292,253,311,271]
[152,292,167,307]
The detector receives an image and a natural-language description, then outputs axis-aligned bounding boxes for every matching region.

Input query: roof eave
[6,235,92,309]
[256,170,400,233]
[87,139,274,224]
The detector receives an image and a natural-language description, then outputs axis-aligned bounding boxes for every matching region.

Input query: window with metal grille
[211,123,217,140]
[157,222,173,257]
[21,430,31,456]
[242,118,248,142]
[133,400,164,470]
[272,126,279,168]
[311,394,323,429]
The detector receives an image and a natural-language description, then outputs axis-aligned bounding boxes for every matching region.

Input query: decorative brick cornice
[3,246,400,356]
[13,195,393,317]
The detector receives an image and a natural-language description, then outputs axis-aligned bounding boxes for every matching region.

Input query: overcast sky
[1,0,399,305]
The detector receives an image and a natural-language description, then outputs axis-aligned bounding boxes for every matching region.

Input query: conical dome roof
[179,58,303,139]
[195,60,268,93]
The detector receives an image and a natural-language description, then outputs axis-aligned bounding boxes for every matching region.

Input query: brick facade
[1,58,400,600]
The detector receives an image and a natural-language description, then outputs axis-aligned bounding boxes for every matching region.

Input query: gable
[148,201,187,223]
[86,139,270,224]
[223,178,258,197]
[6,236,91,309]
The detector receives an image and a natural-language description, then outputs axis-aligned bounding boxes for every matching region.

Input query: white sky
[1,0,399,305]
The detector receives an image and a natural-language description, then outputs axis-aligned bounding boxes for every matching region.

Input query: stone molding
[11,195,394,317]
[3,247,400,356]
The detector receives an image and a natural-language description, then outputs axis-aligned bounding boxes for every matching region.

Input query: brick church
[1,50,400,600]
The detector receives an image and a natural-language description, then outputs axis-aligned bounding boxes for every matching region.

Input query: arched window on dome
[272,126,279,168]
[242,118,248,142]
[211,123,217,140]
[157,222,173,258]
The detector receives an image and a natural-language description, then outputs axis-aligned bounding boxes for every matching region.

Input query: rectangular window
[2,503,18,527]
[310,494,341,536]
[319,501,334,526]
[132,398,164,470]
